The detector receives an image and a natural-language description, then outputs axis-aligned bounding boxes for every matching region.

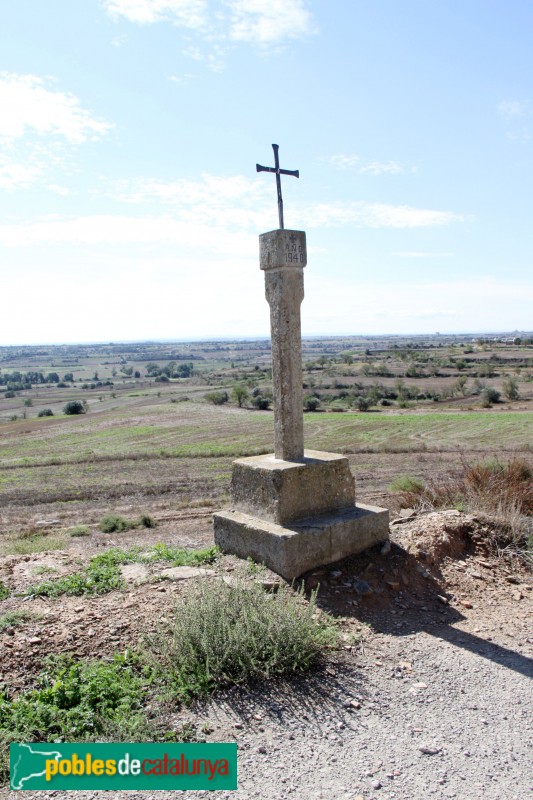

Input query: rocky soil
[1,509,532,800]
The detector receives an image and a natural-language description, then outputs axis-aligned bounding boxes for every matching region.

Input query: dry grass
[394,457,533,560]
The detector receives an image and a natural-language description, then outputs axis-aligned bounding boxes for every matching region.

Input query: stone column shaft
[260,229,307,461]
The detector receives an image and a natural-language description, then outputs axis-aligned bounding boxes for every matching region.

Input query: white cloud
[329,154,360,170]
[227,0,315,45]
[359,161,403,176]
[0,73,111,144]
[103,0,315,57]
[0,161,43,191]
[103,0,208,29]
[329,153,405,175]
[304,201,462,229]
[0,167,463,244]
[0,73,111,191]
[498,99,530,121]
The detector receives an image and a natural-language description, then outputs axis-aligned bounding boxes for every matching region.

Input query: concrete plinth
[213,502,389,581]
[230,450,355,525]
[213,449,389,580]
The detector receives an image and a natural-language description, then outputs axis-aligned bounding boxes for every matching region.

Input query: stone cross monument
[213,145,389,580]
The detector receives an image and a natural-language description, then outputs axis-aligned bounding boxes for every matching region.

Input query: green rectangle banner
[10,742,237,791]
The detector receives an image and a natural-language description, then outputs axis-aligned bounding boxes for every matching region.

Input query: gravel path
[5,602,531,800]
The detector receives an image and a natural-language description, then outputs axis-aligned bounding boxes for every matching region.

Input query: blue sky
[1,0,532,344]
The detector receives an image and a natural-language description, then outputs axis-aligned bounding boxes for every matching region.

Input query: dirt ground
[0,507,532,798]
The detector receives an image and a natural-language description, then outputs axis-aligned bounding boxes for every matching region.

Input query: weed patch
[69,525,90,537]
[3,535,65,556]
[390,475,425,494]
[25,545,218,598]
[99,514,130,533]
[146,575,338,700]
[0,583,9,601]
[0,610,37,630]
[0,653,149,783]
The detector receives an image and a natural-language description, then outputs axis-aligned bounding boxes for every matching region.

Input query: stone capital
[259,229,307,271]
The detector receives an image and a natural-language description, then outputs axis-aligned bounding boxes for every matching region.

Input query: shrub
[502,378,520,401]
[250,394,271,410]
[0,610,35,630]
[0,582,9,601]
[390,475,425,494]
[232,384,249,408]
[480,387,501,407]
[37,408,54,417]
[4,391,15,399]
[145,575,338,699]
[63,400,85,415]
[0,653,148,782]
[394,458,533,556]
[139,514,155,529]
[69,525,90,537]
[100,514,130,533]
[204,391,229,406]
[354,396,371,412]
[303,396,320,412]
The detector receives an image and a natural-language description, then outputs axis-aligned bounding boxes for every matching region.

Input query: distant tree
[355,396,370,412]
[37,408,54,417]
[145,362,161,377]
[177,362,193,378]
[303,395,320,412]
[502,378,519,401]
[63,373,74,382]
[46,372,60,383]
[23,398,33,407]
[250,393,271,410]
[454,375,468,395]
[205,391,229,406]
[480,388,500,408]
[63,400,86,415]
[134,370,141,379]
[232,384,249,408]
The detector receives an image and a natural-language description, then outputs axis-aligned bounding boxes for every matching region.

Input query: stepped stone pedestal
[213,228,389,580]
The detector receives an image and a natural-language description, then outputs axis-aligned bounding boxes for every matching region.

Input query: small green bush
[390,475,425,494]
[204,391,229,405]
[502,378,519,401]
[139,514,155,529]
[251,394,271,410]
[0,610,35,630]
[480,387,501,407]
[303,396,320,412]
[100,514,130,533]
[0,582,9,601]
[0,654,148,782]
[69,525,90,537]
[63,400,85,415]
[355,396,371,412]
[37,408,54,417]
[146,576,338,700]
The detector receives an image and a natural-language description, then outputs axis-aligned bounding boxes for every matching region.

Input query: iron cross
[256,144,299,230]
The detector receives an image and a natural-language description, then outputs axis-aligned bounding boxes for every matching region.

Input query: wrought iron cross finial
[256,144,299,230]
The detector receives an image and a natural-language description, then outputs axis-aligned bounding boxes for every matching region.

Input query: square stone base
[213,503,389,581]
[231,450,356,525]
